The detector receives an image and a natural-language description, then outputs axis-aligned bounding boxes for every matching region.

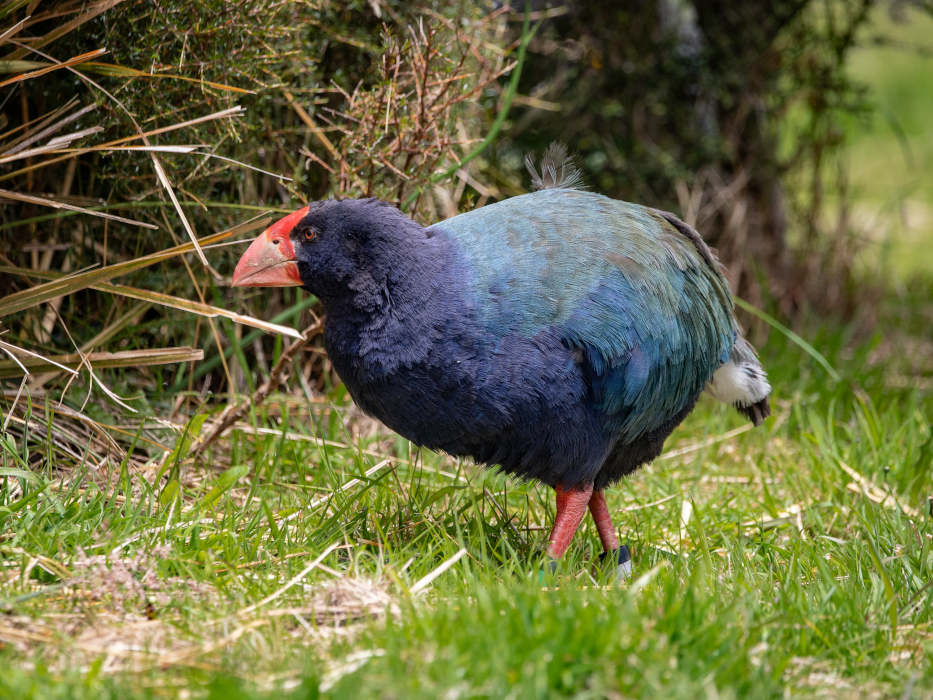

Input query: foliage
[493,0,928,317]
[844,4,933,279]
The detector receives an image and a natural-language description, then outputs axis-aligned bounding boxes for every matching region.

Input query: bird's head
[232,198,419,300]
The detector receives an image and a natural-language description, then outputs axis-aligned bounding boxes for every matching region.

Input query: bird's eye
[304,230,316,241]
[271,238,280,246]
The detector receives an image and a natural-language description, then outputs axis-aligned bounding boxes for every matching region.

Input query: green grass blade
[734,296,841,382]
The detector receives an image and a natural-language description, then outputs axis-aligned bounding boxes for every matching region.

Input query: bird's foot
[599,544,632,581]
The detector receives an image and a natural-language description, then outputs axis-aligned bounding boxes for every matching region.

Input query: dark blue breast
[324,277,615,486]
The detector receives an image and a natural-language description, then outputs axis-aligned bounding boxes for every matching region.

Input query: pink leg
[588,490,620,553]
[546,483,594,559]
[589,489,632,578]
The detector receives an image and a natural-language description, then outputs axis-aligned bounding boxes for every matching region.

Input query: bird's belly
[329,331,613,486]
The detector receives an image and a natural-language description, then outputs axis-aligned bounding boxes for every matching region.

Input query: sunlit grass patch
[1,306,931,697]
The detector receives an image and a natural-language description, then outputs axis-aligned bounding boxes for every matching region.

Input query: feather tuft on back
[525,142,586,191]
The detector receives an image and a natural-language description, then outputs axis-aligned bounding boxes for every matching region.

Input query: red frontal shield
[232,206,309,287]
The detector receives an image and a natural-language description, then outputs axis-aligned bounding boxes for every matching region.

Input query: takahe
[232,155,771,577]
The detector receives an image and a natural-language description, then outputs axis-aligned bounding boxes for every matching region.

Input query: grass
[0,287,931,698]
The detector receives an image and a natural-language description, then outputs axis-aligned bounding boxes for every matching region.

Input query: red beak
[232,206,309,287]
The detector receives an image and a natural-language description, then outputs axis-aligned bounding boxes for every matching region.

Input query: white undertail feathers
[706,336,772,425]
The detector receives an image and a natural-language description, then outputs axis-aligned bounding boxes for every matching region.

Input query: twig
[410,547,467,595]
[190,319,324,458]
[401,10,538,210]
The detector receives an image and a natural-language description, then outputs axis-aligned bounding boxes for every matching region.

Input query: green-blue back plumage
[435,188,735,444]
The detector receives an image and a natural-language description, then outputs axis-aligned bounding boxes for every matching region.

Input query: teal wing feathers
[433,189,735,443]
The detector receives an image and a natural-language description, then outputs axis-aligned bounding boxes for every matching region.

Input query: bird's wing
[433,189,735,442]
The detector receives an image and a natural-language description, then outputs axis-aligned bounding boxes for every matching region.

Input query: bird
[232,148,771,577]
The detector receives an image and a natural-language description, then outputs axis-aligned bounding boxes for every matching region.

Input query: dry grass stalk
[0,187,157,228]
[94,281,303,339]
[839,459,921,520]
[0,47,106,89]
[0,347,204,378]
[236,543,342,617]
[3,0,127,61]
[409,547,468,595]
[0,217,268,318]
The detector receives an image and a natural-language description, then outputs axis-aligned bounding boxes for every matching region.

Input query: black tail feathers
[737,397,771,426]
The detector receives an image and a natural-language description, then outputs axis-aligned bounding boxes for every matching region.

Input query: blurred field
[845,6,933,278]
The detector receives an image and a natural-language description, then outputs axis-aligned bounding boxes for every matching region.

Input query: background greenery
[0,1,931,697]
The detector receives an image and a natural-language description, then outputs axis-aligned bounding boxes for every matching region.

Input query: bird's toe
[615,544,632,580]
[600,544,632,581]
